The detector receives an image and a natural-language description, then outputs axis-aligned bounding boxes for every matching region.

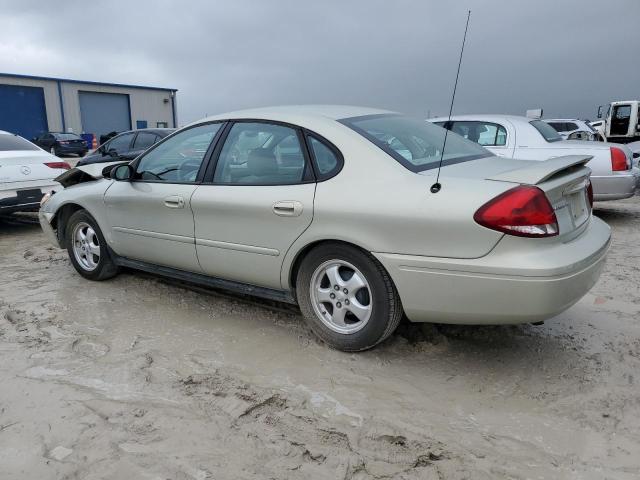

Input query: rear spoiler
[486,155,593,185]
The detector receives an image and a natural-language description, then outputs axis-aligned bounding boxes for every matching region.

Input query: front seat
[238,148,280,183]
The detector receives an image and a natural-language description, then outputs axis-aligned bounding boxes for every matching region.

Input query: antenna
[431,10,471,194]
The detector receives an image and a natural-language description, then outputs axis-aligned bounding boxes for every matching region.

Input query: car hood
[54,161,124,188]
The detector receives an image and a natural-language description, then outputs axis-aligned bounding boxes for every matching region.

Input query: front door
[104,122,223,271]
[191,121,315,290]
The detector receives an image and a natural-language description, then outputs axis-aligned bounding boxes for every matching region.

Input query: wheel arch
[52,202,86,247]
[284,239,376,294]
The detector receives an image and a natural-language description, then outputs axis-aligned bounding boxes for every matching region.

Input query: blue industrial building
[0,73,178,141]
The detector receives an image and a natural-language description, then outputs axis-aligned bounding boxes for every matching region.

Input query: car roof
[194,105,395,125]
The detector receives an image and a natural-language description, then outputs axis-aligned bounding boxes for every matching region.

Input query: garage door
[79,91,131,138]
[0,84,48,140]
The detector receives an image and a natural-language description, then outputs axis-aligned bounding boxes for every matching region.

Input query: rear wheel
[65,210,118,281]
[296,243,402,351]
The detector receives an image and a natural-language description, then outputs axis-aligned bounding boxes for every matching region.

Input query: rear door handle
[273,201,303,217]
[164,195,185,209]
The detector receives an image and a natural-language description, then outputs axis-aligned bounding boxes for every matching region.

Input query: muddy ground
[0,197,639,480]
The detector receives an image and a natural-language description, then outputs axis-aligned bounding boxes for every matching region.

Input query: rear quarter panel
[279,124,507,289]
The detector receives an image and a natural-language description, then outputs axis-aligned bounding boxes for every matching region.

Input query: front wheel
[296,243,403,351]
[65,210,119,281]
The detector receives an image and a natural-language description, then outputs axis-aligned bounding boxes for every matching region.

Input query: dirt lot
[1,197,639,480]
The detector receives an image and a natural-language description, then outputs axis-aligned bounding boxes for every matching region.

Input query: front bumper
[591,172,638,201]
[38,209,61,247]
[373,217,611,325]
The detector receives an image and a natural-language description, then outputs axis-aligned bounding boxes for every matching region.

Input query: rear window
[54,133,82,141]
[0,134,40,151]
[340,114,492,172]
[530,120,562,142]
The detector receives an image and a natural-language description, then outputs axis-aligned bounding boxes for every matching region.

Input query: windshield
[0,134,40,152]
[339,114,492,172]
[530,120,562,142]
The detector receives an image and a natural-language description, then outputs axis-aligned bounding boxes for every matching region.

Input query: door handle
[164,195,185,209]
[273,201,303,217]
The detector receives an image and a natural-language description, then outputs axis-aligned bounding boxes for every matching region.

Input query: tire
[50,146,57,156]
[296,243,403,352]
[65,210,119,281]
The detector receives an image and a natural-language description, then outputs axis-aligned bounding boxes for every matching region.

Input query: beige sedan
[39,106,610,351]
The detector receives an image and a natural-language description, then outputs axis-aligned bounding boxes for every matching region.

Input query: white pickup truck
[596,100,640,144]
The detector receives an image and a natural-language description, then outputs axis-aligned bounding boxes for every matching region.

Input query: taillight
[474,185,558,238]
[586,179,594,209]
[610,147,629,171]
[44,161,71,170]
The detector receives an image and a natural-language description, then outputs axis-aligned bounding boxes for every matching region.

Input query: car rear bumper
[56,144,87,154]
[591,171,638,201]
[0,183,57,213]
[373,217,611,325]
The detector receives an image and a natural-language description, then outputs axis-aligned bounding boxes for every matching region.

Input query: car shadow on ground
[0,213,41,236]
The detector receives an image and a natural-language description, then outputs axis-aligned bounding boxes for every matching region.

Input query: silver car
[39,106,611,351]
[430,114,638,201]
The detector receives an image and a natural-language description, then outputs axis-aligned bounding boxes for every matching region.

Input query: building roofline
[0,72,178,92]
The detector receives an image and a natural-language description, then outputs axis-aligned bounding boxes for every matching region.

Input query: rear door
[191,121,316,289]
[104,123,224,271]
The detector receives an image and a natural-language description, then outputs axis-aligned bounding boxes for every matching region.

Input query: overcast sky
[1,0,638,124]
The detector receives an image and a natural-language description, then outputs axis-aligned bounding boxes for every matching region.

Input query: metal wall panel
[0,84,48,139]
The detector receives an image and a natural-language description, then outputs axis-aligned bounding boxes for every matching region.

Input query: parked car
[39,106,610,351]
[543,118,601,141]
[0,130,70,213]
[77,128,174,166]
[431,115,638,201]
[32,132,88,157]
[590,120,605,139]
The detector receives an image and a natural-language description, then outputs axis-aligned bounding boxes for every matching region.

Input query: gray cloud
[0,0,638,123]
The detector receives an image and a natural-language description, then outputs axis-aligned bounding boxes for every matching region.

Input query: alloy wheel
[309,259,372,334]
[72,222,101,271]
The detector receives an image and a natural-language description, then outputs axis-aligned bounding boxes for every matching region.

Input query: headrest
[247,149,278,176]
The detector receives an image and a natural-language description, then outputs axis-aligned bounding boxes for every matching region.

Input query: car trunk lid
[0,151,68,184]
[431,154,593,241]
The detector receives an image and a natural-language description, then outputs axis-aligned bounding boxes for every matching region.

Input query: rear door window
[133,132,158,150]
[107,133,135,154]
[448,121,507,146]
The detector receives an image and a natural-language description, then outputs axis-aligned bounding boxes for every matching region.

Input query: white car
[430,115,638,201]
[590,120,605,139]
[543,118,600,141]
[0,130,70,213]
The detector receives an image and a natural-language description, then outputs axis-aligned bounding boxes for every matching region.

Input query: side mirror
[110,164,134,181]
[597,106,603,119]
[107,148,119,157]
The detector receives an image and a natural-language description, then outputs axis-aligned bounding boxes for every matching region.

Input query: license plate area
[567,190,589,226]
